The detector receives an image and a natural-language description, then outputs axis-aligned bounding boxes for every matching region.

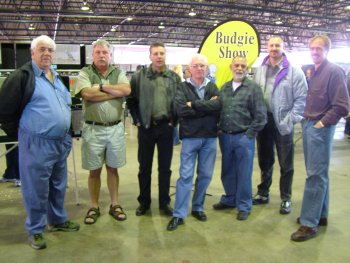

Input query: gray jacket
[254,55,308,135]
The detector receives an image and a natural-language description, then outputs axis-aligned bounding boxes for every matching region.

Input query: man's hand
[314,121,324,129]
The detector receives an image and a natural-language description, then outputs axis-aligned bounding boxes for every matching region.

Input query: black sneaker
[237,211,250,221]
[212,202,235,210]
[28,234,47,250]
[280,200,292,214]
[252,194,269,205]
[48,220,80,232]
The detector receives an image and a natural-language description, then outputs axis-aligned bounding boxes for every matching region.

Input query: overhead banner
[199,19,260,88]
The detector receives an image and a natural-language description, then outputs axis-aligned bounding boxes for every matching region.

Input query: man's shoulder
[243,77,259,88]
[326,61,345,74]
[80,64,93,73]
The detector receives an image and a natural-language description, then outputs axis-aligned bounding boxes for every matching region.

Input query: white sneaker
[280,200,292,214]
[14,180,21,187]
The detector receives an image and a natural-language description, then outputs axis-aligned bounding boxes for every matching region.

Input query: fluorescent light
[188,9,196,16]
[158,22,165,29]
[126,17,133,21]
[28,24,35,30]
[81,1,90,11]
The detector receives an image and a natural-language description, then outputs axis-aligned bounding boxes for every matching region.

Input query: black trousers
[3,144,20,180]
[137,122,174,208]
[256,113,294,201]
[344,116,350,135]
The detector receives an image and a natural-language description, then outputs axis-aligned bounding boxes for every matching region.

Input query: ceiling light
[188,9,196,16]
[275,18,283,25]
[28,24,35,30]
[345,5,350,10]
[110,27,116,32]
[158,22,165,29]
[126,16,133,21]
[81,1,90,11]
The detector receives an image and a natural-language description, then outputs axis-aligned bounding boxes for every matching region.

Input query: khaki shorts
[81,122,126,170]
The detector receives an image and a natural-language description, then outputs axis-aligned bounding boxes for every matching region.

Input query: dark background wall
[0,44,86,69]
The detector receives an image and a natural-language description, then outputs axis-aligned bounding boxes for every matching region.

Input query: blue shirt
[188,78,210,100]
[19,62,71,138]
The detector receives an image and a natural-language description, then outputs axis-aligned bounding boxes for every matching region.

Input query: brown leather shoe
[296,217,328,226]
[291,226,318,242]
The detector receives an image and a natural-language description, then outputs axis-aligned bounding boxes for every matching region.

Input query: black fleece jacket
[175,81,221,139]
[0,62,35,138]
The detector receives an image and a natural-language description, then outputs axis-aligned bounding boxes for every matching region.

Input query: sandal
[109,204,127,221]
[84,207,100,225]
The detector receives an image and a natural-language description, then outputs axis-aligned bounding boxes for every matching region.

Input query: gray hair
[31,35,56,50]
[189,53,208,65]
[92,39,112,52]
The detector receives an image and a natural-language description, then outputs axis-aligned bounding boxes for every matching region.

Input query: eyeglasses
[37,47,55,53]
[190,64,207,69]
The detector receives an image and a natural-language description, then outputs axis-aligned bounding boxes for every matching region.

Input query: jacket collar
[262,53,290,89]
[146,65,172,79]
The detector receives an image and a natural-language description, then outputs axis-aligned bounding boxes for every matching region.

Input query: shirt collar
[188,77,210,89]
[31,61,57,78]
[314,59,329,73]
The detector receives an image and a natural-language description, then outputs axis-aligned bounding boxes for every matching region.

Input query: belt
[151,118,170,126]
[85,120,121,127]
[222,130,246,135]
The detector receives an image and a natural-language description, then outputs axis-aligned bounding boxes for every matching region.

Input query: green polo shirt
[75,64,129,123]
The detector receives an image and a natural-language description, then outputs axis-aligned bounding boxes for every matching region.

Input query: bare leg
[85,168,102,224]
[106,165,119,206]
[106,165,126,220]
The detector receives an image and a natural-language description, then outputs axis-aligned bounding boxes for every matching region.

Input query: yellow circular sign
[199,20,260,88]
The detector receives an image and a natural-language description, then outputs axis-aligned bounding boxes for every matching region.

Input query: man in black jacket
[167,54,221,231]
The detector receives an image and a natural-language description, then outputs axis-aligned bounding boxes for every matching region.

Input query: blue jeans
[299,120,336,228]
[173,138,217,218]
[219,132,255,212]
[256,113,294,201]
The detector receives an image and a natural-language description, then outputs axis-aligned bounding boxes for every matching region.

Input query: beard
[233,73,244,82]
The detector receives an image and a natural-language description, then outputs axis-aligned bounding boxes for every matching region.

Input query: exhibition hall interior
[0,1,350,262]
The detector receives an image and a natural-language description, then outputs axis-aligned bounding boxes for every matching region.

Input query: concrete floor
[0,119,349,263]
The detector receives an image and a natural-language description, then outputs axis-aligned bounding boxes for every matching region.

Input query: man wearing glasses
[167,54,221,231]
[0,35,79,249]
